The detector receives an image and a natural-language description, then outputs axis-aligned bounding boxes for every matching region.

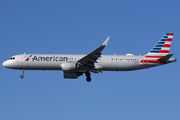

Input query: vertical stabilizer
[142,33,174,64]
[147,33,173,55]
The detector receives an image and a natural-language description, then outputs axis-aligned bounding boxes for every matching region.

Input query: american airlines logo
[31,55,68,62]
[25,55,32,61]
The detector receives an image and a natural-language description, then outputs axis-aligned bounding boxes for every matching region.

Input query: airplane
[2,33,176,82]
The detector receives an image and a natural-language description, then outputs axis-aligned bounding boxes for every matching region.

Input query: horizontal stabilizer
[157,54,173,61]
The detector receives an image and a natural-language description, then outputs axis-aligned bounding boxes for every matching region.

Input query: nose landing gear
[85,72,91,82]
[20,70,24,78]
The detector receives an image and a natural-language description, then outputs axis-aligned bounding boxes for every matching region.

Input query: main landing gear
[20,70,24,78]
[85,72,91,82]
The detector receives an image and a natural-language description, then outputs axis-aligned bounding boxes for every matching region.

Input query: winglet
[102,36,110,46]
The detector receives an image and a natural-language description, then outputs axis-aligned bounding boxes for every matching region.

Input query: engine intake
[61,62,79,71]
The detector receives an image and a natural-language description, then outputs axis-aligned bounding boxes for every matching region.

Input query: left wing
[77,36,110,67]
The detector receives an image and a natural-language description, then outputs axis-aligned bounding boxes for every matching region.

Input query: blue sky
[0,0,179,120]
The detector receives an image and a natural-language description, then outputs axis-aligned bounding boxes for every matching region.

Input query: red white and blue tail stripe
[141,33,174,64]
[148,33,173,54]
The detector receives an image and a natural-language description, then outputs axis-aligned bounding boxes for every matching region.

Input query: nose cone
[2,61,8,67]
[2,60,14,68]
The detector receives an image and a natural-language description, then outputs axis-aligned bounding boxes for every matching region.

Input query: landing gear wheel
[20,75,24,78]
[85,72,91,82]
[20,70,24,79]
[86,76,91,82]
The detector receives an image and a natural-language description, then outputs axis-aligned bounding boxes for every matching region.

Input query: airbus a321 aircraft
[2,33,176,82]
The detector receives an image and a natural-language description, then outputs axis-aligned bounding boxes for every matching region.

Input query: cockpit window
[9,57,15,60]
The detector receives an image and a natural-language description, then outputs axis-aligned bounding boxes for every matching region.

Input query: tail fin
[147,33,173,55]
[143,33,174,63]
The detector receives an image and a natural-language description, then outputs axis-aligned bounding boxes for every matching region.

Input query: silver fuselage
[2,54,176,72]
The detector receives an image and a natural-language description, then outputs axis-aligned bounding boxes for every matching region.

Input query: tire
[20,75,24,78]
[86,76,91,82]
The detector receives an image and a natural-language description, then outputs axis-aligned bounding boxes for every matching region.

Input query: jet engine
[61,62,82,79]
[61,62,79,71]
[63,71,83,79]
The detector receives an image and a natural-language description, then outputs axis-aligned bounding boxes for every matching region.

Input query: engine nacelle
[61,62,79,71]
[63,71,78,79]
